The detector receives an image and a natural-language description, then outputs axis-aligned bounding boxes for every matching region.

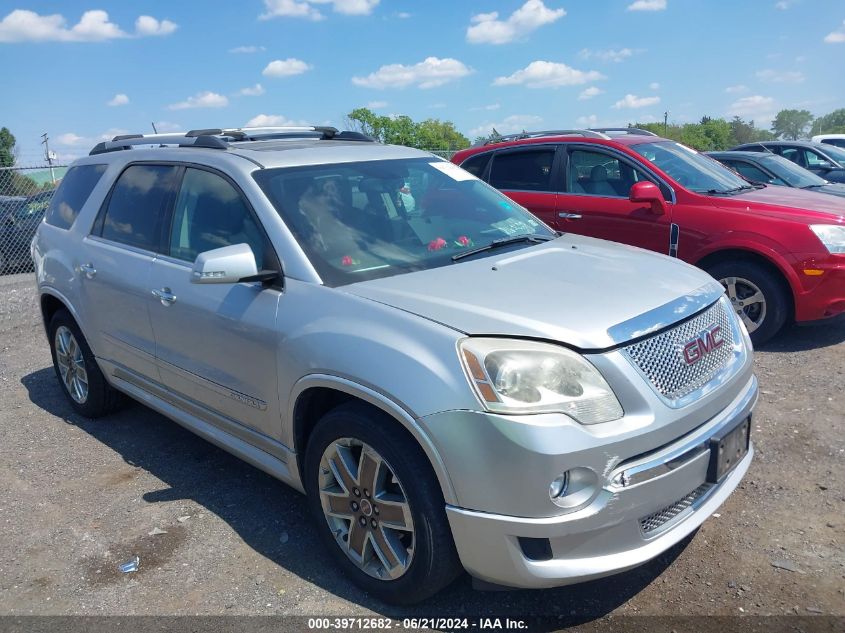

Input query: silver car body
[33,139,756,589]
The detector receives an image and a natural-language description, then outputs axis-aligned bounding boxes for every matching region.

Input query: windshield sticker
[492,217,534,236]
[429,161,478,181]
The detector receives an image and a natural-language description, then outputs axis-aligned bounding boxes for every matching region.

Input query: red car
[452,129,845,344]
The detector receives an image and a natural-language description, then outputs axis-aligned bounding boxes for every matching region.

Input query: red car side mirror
[629,181,666,215]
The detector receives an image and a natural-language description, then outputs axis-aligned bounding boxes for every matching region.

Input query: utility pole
[41,133,56,184]
[663,111,669,136]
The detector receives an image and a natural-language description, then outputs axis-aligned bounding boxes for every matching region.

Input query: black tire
[48,309,123,417]
[705,259,790,346]
[304,402,462,604]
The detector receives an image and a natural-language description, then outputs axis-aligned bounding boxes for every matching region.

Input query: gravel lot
[0,271,843,622]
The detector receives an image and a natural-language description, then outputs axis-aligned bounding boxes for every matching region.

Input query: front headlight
[810,224,845,254]
[458,338,623,424]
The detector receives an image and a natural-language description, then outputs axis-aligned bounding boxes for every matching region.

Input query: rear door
[486,146,560,227]
[556,144,672,254]
[147,166,283,440]
[81,163,181,380]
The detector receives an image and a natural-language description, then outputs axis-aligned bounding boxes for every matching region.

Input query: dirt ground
[0,271,843,623]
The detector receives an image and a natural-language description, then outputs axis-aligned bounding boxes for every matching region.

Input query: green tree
[0,127,16,168]
[345,108,469,151]
[813,108,845,135]
[771,109,814,140]
[0,126,42,196]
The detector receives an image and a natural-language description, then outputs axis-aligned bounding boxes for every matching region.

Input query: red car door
[556,144,672,255]
[486,145,559,228]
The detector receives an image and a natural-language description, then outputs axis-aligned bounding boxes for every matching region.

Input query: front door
[147,166,283,440]
[556,145,672,255]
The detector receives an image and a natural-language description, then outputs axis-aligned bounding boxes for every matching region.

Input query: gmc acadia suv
[34,127,756,603]
[452,129,845,344]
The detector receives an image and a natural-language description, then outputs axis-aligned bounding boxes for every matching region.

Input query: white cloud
[134,16,177,36]
[0,9,177,42]
[352,57,472,89]
[578,86,604,100]
[366,100,388,109]
[493,61,604,88]
[396,12,412,19]
[107,93,129,107]
[263,58,312,77]
[238,83,265,96]
[466,0,565,45]
[824,21,845,44]
[260,0,379,21]
[56,132,87,146]
[245,114,310,127]
[727,95,776,124]
[649,82,660,90]
[55,128,130,148]
[229,45,266,53]
[756,69,804,83]
[627,0,667,10]
[578,48,638,63]
[471,103,502,111]
[725,84,748,94]
[613,94,661,109]
[168,91,229,110]
[153,121,183,132]
[775,0,797,8]
[576,114,599,127]
[469,114,543,139]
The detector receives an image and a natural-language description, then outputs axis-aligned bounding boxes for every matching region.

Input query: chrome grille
[639,484,712,536]
[621,299,736,404]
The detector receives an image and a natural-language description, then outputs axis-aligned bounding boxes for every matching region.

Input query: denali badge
[682,325,724,365]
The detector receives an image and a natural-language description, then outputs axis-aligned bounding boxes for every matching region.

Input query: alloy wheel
[720,276,767,334]
[55,325,89,404]
[318,438,415,580]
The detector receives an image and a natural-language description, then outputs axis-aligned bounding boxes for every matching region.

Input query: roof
[706,150,778,160]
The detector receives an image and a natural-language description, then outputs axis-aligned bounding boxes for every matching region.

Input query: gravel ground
[0,271,843,622]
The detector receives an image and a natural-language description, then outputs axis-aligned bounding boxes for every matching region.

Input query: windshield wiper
[451,234,554,262]
[705,184,758,195]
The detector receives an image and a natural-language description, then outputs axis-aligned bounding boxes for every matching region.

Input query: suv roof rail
[89,126,375,155]
[590,127,659,137]
[89,133,228,156]
[480,129,611,146]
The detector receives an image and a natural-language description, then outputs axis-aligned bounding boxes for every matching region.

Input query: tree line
[0,127,53,197]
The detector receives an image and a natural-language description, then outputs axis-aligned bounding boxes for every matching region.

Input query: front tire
[48,309,123,417]
[304,402,461,604]
[705,260,789,345]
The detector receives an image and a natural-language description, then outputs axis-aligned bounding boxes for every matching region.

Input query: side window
[45,164,107,229]
[100,164,180,251]
[805,150,829,167]
[488,149,555,191]
[168,168,271,268]
[730,161,771,183]
[568,149,631,197]
[460,153,491,179]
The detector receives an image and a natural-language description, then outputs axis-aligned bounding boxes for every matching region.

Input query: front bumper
[793,255,845,322]
[440,375,757,589]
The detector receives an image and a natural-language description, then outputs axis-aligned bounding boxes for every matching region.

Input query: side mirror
[629,181,666,215]
[191,243,260,284]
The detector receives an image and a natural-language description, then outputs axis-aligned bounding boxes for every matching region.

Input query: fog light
[549,473,569,499]
[549,467,599,510]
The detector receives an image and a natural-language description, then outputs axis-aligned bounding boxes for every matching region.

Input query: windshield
[253,158,554,286]
[632,141,752,194]
[819,144,845,165]
[759,155,827,187]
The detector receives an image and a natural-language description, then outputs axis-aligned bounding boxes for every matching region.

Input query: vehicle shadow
[22,366,689,628]
[757,317,845,353]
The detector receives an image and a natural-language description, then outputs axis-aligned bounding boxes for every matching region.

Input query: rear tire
[304,402,462,604]
[48,309,123,417]
[705,259,789,345]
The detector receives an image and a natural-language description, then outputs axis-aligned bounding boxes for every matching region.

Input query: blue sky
[2,0,844,162]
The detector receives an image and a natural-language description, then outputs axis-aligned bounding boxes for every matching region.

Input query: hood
[716,185,845,219]
[806,183,845,199]
[342,234,720,350]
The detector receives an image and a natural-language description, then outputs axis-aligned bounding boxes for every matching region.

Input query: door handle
[152,287,177,305]
[558,212,583,220]
[79,263,97,279]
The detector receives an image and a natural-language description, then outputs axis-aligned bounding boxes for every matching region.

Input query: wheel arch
[289,375,458,505]
[39,289,86,339]
[694,247,797,319]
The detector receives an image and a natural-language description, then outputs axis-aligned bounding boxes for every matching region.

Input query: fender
[288,373,458,505]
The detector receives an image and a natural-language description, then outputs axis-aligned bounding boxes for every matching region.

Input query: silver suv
[33,127,757,604]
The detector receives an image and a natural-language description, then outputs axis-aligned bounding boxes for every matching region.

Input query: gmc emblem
[682,325,724,365]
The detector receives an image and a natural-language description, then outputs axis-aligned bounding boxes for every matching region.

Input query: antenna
[151,122,158,134]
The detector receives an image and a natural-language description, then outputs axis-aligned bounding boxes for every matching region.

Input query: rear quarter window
[45,164,107,230]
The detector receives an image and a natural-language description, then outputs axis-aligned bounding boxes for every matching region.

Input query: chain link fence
[0,164,67,275]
